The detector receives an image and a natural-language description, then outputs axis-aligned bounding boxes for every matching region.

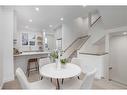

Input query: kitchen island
[14,51,51,73]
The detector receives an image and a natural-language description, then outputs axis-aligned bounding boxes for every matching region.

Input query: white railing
[62,35,90,59]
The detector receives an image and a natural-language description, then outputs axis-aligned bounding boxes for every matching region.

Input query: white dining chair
[61,58,81,84]
[80,68,96,89]
[60,58,80,84]
[38,57,50,68]
[71,58,94,74]
[61,68,96,89]
[71,58,82,79]
[38,57,50,80]
[16,68,55,89]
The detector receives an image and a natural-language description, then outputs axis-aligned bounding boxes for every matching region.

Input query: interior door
[109,35,127,85]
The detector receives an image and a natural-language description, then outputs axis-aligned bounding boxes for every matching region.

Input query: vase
[61,64,66,69]
[55,59,61,70]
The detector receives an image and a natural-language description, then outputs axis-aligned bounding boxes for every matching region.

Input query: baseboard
[111,79,127,87]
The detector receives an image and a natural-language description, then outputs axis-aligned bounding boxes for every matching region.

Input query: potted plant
[60,58,68,68]
[51,51,58,63]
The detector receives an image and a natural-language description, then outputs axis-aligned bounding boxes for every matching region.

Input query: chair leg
[51,78,52,82]
[77,76,80,80]
[62,78,64,84]
[56,79,60,89]
[27,71,29,77]
[35,61,39,74]
[41,76,43,80]
[35,62,38,71]
[37,64,39,73]
[27,63,30,77]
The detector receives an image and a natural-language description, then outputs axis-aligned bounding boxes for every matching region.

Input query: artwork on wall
[22,32,36,46]
[13,39,17,44]
[29,33,36,40]
[29,41,35,46]
[29,33,36,46]
[22,33,28,45]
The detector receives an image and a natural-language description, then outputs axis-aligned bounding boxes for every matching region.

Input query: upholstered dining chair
[38,57,50,68]
[80,68,97,89]
[38,57,53,82]
[61,68,97,89]
[71,58,81,79]
[16,68,55,89]
[61,58,81,84]
[38,57,50,80]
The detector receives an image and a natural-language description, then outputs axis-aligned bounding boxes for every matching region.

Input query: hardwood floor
[2,71,127,89]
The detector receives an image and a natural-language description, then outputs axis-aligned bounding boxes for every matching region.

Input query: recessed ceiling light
[35,7,39,11]
[60,17,64,21]
[29,19,32,22]
[123,32,127,35]
[49,25,53,28]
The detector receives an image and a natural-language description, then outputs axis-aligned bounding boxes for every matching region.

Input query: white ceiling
[13,6,87,32]
[4,6,127,33]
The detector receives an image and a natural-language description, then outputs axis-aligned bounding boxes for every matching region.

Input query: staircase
[62,10,102,62]
[62,35,90,62]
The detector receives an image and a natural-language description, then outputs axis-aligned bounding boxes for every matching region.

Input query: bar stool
[26,58,39,77]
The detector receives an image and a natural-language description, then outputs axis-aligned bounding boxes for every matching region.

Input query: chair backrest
[80,68,96,89]
[39,57,50,68]
[16,68,30,89]
[71,58,81,67]
[79,58,96,74]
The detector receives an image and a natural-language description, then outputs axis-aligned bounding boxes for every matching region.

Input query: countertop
[14,51,51,57]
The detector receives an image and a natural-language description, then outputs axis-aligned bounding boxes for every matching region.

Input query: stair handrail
[90,16,101,27]
[67,35,90,58]
[77,35,91,50]
[64,35,89,52]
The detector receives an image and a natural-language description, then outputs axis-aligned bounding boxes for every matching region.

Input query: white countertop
[14,51,51,57]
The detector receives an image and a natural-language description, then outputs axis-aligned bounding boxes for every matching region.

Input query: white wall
[93,37,106,53]
[73,17,89,35]
[0,8,14,83]
[54,25,62,50]
[54,25,62,39]
[62,19,87,50]
[0,31,3,88]
[0,34,3,88]
[46,34,56,50]
[0,7,3,88]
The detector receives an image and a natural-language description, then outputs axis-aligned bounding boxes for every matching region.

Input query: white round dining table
[40,63,81,89]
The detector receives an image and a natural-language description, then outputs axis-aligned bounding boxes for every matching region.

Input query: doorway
[109,33,127,85]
